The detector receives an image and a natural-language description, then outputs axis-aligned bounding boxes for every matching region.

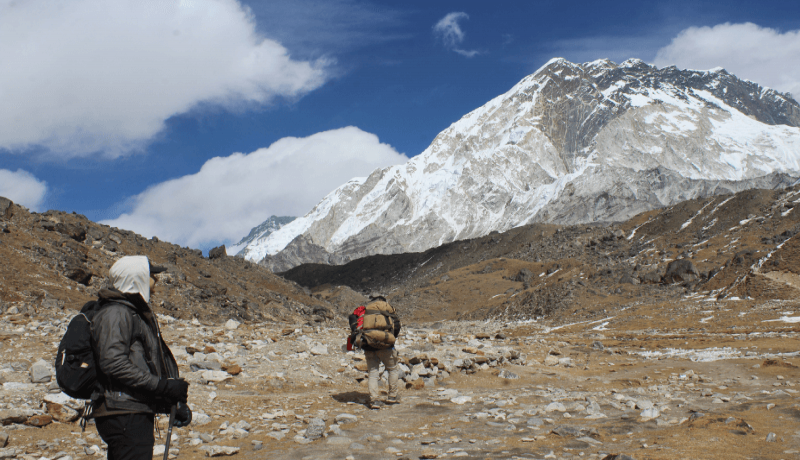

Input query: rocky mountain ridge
[229,216,295,257]
[241,58,800,272]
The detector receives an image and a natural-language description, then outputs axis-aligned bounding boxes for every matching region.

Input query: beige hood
[109,255,152,304]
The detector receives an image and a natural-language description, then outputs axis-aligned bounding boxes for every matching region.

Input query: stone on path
[420,447,439,459]
[224,319,240,330]
[766,432,777,442]
[545,402,566,413]
[450,396,471,405]
[202,370,231,383]
[200,446,240,457]
[305,418,326,440]
[30,360,53,384]
[498,369,519,379]
[0,410,26,425]
[635,399,653,410]
[640,408,660,420]
[334,413,358,424]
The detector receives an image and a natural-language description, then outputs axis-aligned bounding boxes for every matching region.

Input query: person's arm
[92,305,159,392]
[393,315,401,339]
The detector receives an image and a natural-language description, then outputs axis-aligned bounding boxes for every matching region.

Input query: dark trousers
[95,413,155,460]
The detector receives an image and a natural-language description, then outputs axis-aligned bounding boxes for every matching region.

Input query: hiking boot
[386,396,401,405]
[369,400,385,409]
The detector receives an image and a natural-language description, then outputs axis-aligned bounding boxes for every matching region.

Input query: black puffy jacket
[90,288,179,416]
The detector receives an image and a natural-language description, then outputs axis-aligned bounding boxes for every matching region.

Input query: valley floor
[2,296,799,460]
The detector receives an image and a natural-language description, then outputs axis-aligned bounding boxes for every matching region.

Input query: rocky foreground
[1,294,798,460]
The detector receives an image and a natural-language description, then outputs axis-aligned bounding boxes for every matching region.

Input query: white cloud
[0,0,328,158]
[102,127,408,248]
[433,12,481,58]
[0,169,48,212]
[655,23,800,98]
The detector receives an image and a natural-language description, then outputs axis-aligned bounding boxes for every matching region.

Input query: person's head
[369,293,387,302]
[109,256,166,304]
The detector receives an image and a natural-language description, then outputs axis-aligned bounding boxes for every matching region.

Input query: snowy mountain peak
[241,58,800,272]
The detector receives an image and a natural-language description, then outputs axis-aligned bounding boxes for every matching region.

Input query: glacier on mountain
[240,58,800,272]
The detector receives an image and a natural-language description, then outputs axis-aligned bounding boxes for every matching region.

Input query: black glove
[174,402,192,428]
[156,378,189,403]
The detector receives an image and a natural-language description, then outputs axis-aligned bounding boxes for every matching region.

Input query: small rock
[545,402,566,413]
[766,432,777,442]
[45,402,80,423]
[0,433,7,448]
[450,396,472,405]
[201,370,231,383]
[420,448,439,459]
[200,445,240,457]
[266,432,285,441]
[0,448,17,459]
[224,319,240,331]
[635,400,653,410]
[544,355,559,366]
[224,365,242,376]
[497,370,519,379]
[305,418,326,441]
[25,414,52,427]
[640,408,660,420]
[0,410,26,425]
[334,414,358,424]
[29,360,53,384]
[309,345,328,356]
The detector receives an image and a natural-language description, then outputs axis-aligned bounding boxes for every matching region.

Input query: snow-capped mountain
[227,215,296,256]
[242,58,800,272]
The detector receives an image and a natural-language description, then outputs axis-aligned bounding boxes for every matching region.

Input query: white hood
[109,256,152,304]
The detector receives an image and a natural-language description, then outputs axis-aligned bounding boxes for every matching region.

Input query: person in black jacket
[348,295,402,409]
[91,256,191,460]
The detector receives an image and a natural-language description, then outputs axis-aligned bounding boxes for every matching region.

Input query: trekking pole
[163,405,177,460]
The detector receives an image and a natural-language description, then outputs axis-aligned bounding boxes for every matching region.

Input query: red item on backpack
[353,306,366,328]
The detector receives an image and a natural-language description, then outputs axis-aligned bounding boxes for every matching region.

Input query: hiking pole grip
[163,405,177,460]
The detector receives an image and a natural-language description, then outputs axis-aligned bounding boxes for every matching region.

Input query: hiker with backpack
[58,256,191,460]
[348,294,402,409]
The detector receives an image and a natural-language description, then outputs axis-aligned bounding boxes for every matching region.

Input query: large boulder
[209,245,227,259]
[0,197,12,220]
[663,259,699,284]
[55,223,86,242]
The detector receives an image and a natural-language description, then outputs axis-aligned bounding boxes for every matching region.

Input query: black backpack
[55,301,103,399]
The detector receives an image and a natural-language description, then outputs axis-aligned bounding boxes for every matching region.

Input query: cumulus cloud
[0,169,48,212]
[102,127,408,248]
[655,23,800,98]
[433,12,480,58]
[0,0,328,158]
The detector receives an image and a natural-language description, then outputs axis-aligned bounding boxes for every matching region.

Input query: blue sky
[1,0,799,251]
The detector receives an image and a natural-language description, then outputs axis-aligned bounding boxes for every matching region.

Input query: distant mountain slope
[241,58,800,272]
[227,215,296,256]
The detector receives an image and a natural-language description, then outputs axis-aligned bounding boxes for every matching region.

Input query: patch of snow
[637,347,741,362]
[763,316,800,324]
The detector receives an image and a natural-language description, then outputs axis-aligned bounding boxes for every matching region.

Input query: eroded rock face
[243,58,800,272]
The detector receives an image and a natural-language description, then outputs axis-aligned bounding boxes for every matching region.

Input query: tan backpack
[355,300,398,349]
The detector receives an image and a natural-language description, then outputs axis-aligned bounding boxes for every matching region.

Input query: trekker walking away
[349,294,402,409]
[90,256,191,460]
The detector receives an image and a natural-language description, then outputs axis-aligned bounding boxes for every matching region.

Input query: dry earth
[1,187,800,460]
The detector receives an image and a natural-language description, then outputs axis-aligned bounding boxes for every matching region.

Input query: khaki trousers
[365,348,399,402]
